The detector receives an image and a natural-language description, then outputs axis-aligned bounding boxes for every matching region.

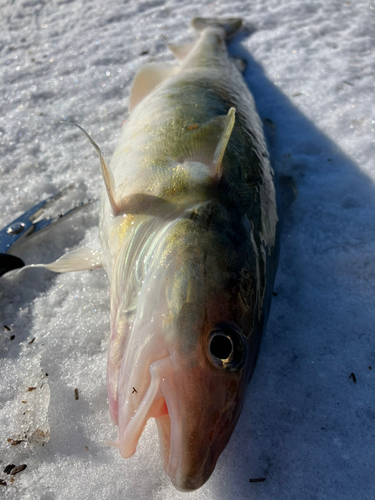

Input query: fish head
[156,213,256,491]
[113,204,263,491]
[158,322,250,492]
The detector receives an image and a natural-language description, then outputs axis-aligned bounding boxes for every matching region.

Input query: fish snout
[170,460,216,492]
[159,357,246,491]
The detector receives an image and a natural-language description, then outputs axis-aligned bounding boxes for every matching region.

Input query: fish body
[25,16,278,491]
[97,17,279,491]
[14,16,279,492]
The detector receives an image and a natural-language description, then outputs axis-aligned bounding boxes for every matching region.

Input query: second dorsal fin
[168,42,195,61]
[129,63,178,113]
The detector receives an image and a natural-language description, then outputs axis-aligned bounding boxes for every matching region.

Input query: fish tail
[191,17,243,38]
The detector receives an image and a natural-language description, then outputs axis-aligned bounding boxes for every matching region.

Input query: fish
[25,16,279,492]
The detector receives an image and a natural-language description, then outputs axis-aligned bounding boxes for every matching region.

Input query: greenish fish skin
[99,17,279,492]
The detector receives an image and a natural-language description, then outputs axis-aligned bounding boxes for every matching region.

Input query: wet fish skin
[96,16,279,492]
[95,16,280,491]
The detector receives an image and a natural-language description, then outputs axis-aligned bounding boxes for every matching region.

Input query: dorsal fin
[178,107,236,180]
[129,63,178,113]
[168,42,195,61]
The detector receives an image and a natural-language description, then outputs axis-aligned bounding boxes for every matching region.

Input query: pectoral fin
[179,107,236,180]
[21,248,102,273]
[61,121,119,216]
[129,63,178,113]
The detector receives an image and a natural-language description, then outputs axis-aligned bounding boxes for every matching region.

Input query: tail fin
[191,17,243,38]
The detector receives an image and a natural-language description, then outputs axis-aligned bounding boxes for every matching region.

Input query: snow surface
[1,0,375,499]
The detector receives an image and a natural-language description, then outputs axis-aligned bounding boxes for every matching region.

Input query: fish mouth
[113,355,233,491]
[152,358,182,482]
[116,356,182,480]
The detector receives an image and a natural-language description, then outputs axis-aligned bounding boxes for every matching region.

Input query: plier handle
[0,187,93,277]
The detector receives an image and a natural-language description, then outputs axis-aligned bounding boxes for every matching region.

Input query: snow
[1,0,375,498]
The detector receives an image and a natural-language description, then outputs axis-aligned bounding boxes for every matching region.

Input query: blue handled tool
[0,187,92,277]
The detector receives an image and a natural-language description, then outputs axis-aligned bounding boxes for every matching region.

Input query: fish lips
[115,348,247,491]
[155,358,247,491]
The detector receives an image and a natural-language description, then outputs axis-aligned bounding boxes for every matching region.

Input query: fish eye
[210,333,233,360]
[206,324,246,372]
